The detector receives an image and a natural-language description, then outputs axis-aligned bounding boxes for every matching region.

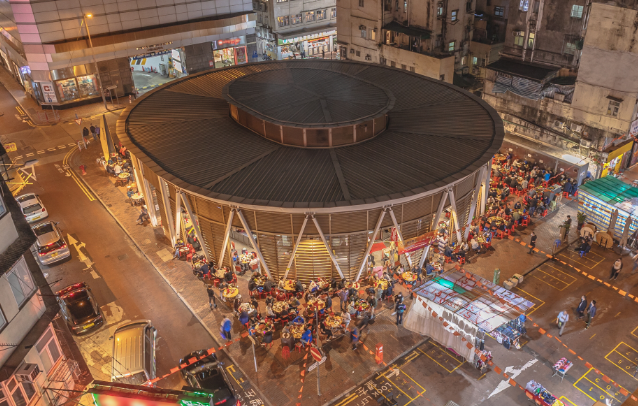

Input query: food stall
[403,270,534,361]
[525,380,565,406]
[578,176,638,239]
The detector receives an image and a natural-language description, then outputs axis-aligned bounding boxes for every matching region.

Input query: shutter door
[294,238,332,284]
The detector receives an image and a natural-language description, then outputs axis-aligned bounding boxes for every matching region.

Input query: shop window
[292,13,302,24]
[571,5,583,18]
[564,40,577,55]
[56,78,79,102]
[607,100,621,117]
[6,377,35,406]
[527,32,535,48]
[359,0,364,7]
[77,75,98,98]
[370,28,376,40]
[451,10,458,21]
[472,56,478,65]
[305,11,315,22]
[277,16,289,26]
[7,257,36,307]
[331,7,336,18]
[361,28,367,39]
[494,6,504,16]
[514,31,525,46]
[437,2,444,16]
[448,41,455,52]
[519,0,529,11]
[317,9,326,20]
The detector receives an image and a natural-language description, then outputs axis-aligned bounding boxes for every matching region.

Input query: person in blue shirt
[292,315,305,325]
[232,252,239,265]
[444,246,454,260]
[220,316,232,341]
[301,328,313,345]
[544,171,551,182]
[426,262,435,276]
[239,310,250,326]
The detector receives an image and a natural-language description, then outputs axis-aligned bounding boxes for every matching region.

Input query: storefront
[212,37,248,68]
[277,29,337,60]
[601,139,634,177]
[578,176,638,240]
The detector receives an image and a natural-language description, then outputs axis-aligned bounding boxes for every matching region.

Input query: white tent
[403,270,534,361]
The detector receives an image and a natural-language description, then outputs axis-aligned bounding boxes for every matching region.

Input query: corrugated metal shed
[579,176,638,205]
[121,60,503,207]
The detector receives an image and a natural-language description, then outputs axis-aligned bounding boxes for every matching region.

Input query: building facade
[482,0,638,177]
[0,176,84,406]
[0,0,256,107]
[336,0,481,83]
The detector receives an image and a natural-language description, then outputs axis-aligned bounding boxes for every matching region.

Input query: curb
[68,149,273,406]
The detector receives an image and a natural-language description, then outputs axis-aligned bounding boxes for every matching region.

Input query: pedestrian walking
[90,124,97,141]
[632,252,638,274]
[342,310,351,332]
[585,300,596,329]
[557,310,569,337]
[338,288,349,311]
[206,285,217,309]
[610,258,623,280]
[576,295,587,319]
[528,232,537,254]
[82,126,89,140]
[220,316,232,340]
[351,326,360,350]
[396,301,406,325]
[322,49,325,59]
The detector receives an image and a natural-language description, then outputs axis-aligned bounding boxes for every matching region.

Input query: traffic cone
[80,165,86,175]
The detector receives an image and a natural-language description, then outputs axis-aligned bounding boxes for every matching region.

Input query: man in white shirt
[114,163,122,175]
[557,310,569,337]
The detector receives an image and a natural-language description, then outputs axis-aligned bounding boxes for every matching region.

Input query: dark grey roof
[119,60,504,208]
[0,181,37,276]
[486,58,558,82]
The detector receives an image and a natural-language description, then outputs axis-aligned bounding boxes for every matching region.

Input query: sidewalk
[0,67,127,126]
[70,146,427,406]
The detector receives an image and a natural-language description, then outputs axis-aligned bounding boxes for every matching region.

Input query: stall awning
[413,271,533,333]
[579,176,638,206]
[382,21,431,39]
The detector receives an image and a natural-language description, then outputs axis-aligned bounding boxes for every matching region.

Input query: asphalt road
[1,84,263,403]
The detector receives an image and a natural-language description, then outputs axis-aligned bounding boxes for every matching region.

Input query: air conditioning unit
[571,123,583,133]
[554,93,565,102]
[15,364,40,382]
[580,139,592,148]
[553,120,565,129]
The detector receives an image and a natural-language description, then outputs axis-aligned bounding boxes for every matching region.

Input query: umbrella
[620,216,632,248]
[608,209,618,236]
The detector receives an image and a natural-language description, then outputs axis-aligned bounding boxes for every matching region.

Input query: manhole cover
[117,254,128,261]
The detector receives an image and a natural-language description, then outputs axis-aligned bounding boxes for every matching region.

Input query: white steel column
[388,207,412,267]
[480,162,491,216]
[180,191,208,262]
[447,187,463,243]
[236,209,271,279]
[284,215,309,280]
[312,215,345,279]
[432,190,449,233]
[216,208,235,269]
[464,168,485,241]
[159,178,176,246]
[418,245,431,269]
[355,208,387,281]
[137,161,158,226]
[174,192,182,242]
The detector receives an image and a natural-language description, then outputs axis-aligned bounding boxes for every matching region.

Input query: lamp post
[83,14,108,110]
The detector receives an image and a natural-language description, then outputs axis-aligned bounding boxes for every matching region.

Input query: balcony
[380,43,454,82]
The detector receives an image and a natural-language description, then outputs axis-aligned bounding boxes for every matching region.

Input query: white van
[111,320,157,385]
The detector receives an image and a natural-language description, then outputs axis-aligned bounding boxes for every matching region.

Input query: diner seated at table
[249,256,259,272]
[470,238,482,253]
[289,297,300,310]
[301,328,313,345]
[292,314,305,325]
[261,329,273,346]
[224,268,234,282]
[347,301,357,316]
[239,310,250,326]
[295,280,304,293]
[308,280,318,293]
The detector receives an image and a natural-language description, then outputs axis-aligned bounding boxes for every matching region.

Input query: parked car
[32,221,70,265]
[180,350,242,405]
[112,320,157,385]
[16,193,48,223]
[56,282,103,335]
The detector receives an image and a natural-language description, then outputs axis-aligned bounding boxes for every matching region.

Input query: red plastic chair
[235,265,242,274]
[458,257,466,265]
[521,217,529,227]
[497,230,505,239]
[484,240,492,250]
[563,191,569,198]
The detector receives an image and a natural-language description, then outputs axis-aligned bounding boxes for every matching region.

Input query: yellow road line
[384,374,414,402]
[417,347,464,373]
[63,146,95,201]
[514,287,545,315]
[583,377,621,402]
[334,393,358,406]
[559,396,578,406]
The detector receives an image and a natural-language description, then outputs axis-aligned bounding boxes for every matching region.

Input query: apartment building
[482,0,638,177]
[0,0,256,107]
[0,157,87,406]
[336,0,479,82]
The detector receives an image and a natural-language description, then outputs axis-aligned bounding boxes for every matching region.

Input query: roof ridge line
[203,146,280,190]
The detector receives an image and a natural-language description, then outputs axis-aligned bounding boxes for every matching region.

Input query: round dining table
[222,287,239,299]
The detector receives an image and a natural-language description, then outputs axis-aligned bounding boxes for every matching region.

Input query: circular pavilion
[117,60,504,282]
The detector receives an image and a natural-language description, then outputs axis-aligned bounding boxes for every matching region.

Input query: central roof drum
[120,60,504,209]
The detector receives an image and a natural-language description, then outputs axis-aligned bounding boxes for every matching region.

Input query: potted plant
[577,212,587,231]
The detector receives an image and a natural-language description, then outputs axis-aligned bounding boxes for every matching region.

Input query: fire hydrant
[375,343,383,365]
[80,165,86,175]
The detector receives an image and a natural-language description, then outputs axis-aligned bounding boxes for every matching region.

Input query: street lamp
[83,13,108,110]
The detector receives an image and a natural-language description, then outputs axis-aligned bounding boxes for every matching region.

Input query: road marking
[574,368,625,403]
[47,147,56,151]
[513,287,545,316]
[90,270,100,279]
[590,334,596,340]
[417,343,464,373]
[63,146,95,201]
[605,342,638,379]
[58,145,66,149]
[558,249,605,269]
[488,359,537,398]
[334,393,358,406]
[531,263,577,291]
[68,143,76,147]
[37,150,45,154]
[559,396,578,406]
[14,155,22,160]
[25,153,34,157]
